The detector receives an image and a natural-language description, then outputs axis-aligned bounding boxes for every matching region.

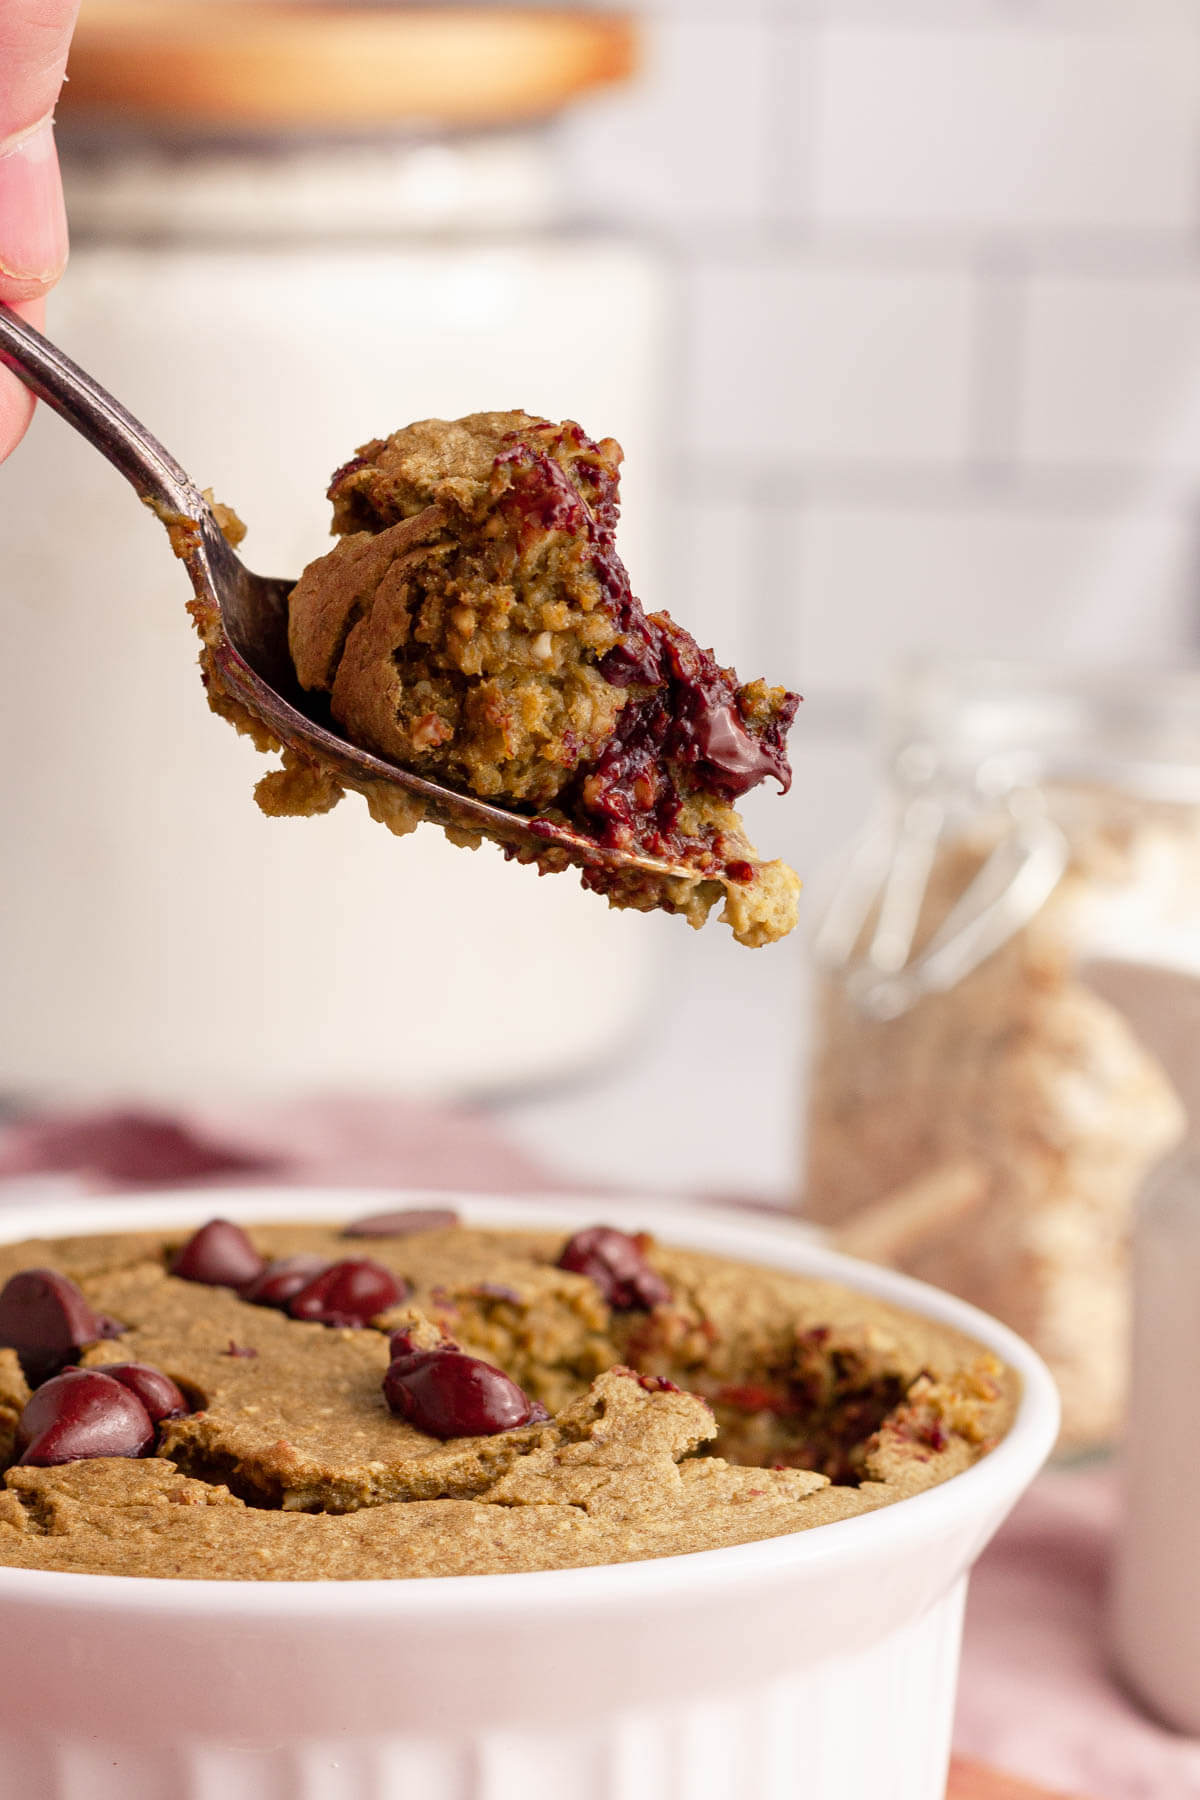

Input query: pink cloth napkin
[956,1465,1200,1799]
[0,1098,559,1195]
[2,1104,1198,1799]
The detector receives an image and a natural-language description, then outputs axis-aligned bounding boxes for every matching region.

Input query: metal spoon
[0,303,690,881]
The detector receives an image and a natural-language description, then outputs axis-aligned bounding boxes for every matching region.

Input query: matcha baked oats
[0,1211,1013,1580]
[197,413,800,947]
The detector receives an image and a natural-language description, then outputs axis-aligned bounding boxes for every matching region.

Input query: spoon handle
[0,302,201,516]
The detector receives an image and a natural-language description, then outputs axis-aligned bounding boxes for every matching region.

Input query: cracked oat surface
[0,1222,1014,1580]
[203,412,801,947]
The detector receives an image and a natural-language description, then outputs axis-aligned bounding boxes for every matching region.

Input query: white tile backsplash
[559,18,774,227]
[508,0,1200,1198]
[767,23,820,228]
[739,720,877,877]
[565,2,1200,733]
[790,497,1198,690]
[615,4,1200,704]
[499,913,810,1202]
[687,257,975,466]
[808,24,1200,236]
[660,495,768,678]
[1019,274,1200,476]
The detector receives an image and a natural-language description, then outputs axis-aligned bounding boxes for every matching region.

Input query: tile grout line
[1187,501,1200,656]
[759,0,1200,31]
[965,244,1027,482]
[762,10,822,237]
[653,223,1200,278]
[675,455,1200,516]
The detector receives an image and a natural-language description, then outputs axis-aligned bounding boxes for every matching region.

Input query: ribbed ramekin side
[0,1580,966,1800]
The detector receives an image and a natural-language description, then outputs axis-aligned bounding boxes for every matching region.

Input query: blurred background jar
[802,663,1200,1451]
[0,3,666,1103]
[1111,1146,1200,1736]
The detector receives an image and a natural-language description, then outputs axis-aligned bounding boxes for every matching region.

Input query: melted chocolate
[490,424,798,865]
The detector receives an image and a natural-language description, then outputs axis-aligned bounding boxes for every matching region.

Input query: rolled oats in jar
[803,664,1200,1450]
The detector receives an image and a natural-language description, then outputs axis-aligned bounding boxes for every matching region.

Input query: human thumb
[0,116,66,298]
[0,0,82,301]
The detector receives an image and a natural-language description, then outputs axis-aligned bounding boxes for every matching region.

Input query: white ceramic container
[0,146,665,1103]
[0,1188,1059,1800]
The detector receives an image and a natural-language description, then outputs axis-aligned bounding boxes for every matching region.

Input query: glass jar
[1111,1148,1200,1734]
[0,6,667,1101]
[803,662,1200,1451]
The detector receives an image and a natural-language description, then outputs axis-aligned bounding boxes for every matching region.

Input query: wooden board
[949,1757,1087,1799]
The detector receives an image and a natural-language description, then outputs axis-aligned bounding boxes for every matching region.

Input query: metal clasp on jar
[813,743,1069,1020]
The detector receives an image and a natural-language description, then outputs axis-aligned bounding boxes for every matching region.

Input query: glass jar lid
[817,662,1200,1017]
[885,661,1200,807]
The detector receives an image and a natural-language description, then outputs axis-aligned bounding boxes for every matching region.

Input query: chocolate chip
[341,1208,459,1239]
[169,1220,265,1290]
[287,1260,408,1328]
[16,1369,156,1465]
[690,701,782,798]
[100,1363,190,1423]
[0,1268,124,1386]
[383,1341,548,1439]
[241,1256,328,1309]
[556,1226,670,1312]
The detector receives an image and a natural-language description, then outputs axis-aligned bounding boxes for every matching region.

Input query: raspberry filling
[491,423,799,866]
[710,1367,909,1486]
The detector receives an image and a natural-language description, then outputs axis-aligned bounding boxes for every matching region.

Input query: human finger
[0,0,81,302]
[0,294,43,459]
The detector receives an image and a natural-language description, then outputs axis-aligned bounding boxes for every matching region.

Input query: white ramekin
[0,1188,1058,1800]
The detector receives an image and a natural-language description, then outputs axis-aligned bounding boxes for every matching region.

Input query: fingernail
[0,120,68,295]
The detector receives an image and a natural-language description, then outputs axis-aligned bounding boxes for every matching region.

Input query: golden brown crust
[272,413,802,945]
[292,416,632,808]
[185,420,801,946]
[0,1222,1014,1580]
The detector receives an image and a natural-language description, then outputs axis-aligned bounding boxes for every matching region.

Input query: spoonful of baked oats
[0,308,800,945]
